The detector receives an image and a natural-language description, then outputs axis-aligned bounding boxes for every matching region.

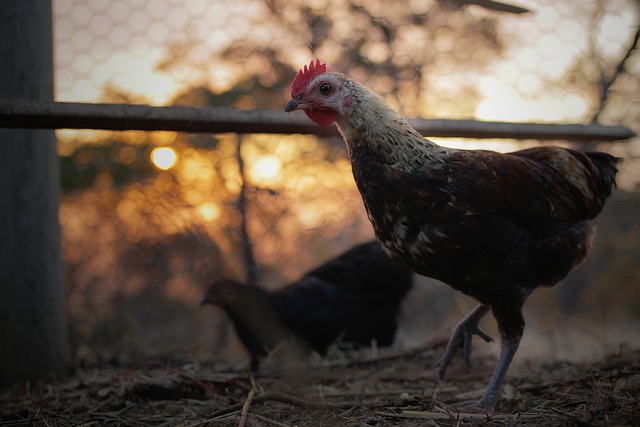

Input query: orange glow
[250,155,282,183]
[197,202,221,222]
[151,147,178,170]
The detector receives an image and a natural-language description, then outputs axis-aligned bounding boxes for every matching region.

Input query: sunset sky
[53,0,638,122]
[52,0,639,188]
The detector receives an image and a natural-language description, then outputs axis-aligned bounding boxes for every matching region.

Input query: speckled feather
[286,65,619,340]
[347,117,617,323]
[285,60,619,410]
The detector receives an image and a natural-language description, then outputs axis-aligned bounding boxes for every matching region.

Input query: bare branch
[592,25,640,123]
[236,134,259,283]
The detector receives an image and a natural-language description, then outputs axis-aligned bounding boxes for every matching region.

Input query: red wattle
[306,109,338,127]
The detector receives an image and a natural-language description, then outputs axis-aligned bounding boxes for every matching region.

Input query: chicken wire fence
[52,0,640,366]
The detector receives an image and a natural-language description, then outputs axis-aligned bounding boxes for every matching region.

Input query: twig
[592,25,640,123]
[575,396,617,426]
[323,335,447,369]
[238,388,256,427]
[252,413,293,427]
[258,390,336,409]
[377,409,540,421]
[209,390,360,418]
[319,388,424,398]
[517,367,639,393]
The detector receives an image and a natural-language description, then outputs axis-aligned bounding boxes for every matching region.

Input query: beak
[285,98,300,113]
[285,97,317,113]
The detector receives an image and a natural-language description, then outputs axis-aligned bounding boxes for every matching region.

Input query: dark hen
[201,279,297,371]
[202,241,414,370]
[285,59,619,410]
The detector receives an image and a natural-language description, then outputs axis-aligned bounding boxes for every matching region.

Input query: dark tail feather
[584,151,620,215]
[585,151,620,190]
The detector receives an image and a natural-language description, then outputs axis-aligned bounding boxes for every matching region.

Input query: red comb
[291,59,327,96]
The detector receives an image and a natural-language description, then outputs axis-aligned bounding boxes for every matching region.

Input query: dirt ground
[1,341,638,427]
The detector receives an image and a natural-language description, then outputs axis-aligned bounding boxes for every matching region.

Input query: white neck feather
[334,79,446,170]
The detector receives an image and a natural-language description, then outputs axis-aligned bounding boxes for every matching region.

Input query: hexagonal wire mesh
[53,0,640,366]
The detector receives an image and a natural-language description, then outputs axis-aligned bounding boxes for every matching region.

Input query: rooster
[202,241,413,370]
[285,59,619,411]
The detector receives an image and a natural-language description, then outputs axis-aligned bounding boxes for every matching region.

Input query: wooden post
[0,0,70,386]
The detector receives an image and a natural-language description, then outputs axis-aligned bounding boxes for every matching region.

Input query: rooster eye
[319,82,332,95]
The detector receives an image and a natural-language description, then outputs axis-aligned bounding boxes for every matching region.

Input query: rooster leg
[436,304,492,382]
[458,303,525,411]
[462,335,520,411]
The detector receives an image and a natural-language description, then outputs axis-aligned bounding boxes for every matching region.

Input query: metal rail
[0,98,635,141]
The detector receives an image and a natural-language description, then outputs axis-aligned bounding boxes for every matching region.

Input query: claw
[454,399,496,413]
[436,304,491,382]
[463,323,493,369]
[474,326,494,344]
[438,305,523,412]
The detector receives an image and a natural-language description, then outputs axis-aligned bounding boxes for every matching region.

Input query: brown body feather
[285,62,619,410]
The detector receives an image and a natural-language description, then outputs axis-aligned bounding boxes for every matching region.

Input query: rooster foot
[452,399,496,414]
[436,304,492,382]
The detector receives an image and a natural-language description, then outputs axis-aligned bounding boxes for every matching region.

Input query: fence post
[0,0,70,385]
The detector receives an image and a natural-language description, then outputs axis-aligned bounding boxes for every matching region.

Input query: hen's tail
[582,151,620,216]
[512,147,620,219]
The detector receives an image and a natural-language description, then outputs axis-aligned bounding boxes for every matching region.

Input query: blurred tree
[60,141,156,192]
[264,0,507,116]
[141,0,514,283]
[154,0,508,117]
[553,2,640,314]
[55,0,640,364]
[561,1,640,125]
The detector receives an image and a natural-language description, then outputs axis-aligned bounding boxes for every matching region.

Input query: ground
[1,341,638,426]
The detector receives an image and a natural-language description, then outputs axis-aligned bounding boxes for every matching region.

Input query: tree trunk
[0,0,70,386]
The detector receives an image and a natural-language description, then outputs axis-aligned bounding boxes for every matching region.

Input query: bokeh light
[197,201,221,222]
[250,154,282,183]
[150,146,177,170]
